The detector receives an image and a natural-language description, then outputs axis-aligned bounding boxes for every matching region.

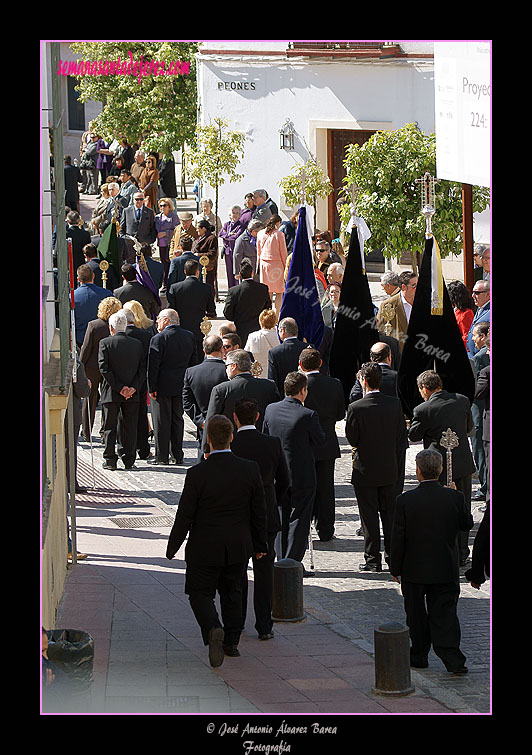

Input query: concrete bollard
[372,622,415,697]
[272,558,306,622]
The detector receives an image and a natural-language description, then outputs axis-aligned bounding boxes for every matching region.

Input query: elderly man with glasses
[120,191,157,246]
[466,280,490,357]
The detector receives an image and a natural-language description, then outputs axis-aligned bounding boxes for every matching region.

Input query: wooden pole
[462,183,474,290]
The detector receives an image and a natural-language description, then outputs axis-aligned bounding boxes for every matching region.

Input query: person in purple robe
[239,193,255,231]
[219,206,245,289]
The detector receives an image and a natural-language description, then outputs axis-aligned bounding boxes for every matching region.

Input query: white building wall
[196,48,435,228]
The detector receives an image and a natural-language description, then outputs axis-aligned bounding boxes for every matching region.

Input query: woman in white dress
[244,309,280,378]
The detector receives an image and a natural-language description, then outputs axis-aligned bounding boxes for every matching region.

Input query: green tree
[278,158,333,232]
[185,117,245,230]
[68,41,198,164]
[341,123,490,265]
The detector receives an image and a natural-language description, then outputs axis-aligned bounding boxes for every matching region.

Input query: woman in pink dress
[256,214,287,313]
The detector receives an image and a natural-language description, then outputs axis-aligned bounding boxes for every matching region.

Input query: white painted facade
[195,41,489,280]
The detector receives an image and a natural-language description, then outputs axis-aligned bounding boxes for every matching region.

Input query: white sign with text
[434,41,491,187]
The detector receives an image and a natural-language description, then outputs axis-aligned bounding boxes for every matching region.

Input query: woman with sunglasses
[155,198,180,290]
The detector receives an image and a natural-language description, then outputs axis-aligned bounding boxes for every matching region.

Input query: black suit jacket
[125,324,153,390]
[223,278,272,347]
[231,428,290,534]
[97,331,144,404]
[303,372,345,460]
[263,397,326,490]
[182,357,228,432]
[166,452,268,565]
[390,481,474,583]
[408,389,475,483]
[349,364,398,403]
[121,204,157,244]
[345,391,407,487]
[66,225,92,273]
[147,324,197,397]
[167,276,216,342]
[113,280,160,321]
[206,373,280,434]
[267,338,308,395]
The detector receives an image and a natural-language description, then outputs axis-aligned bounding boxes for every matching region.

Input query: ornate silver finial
[440,427,459,487]
[415,172,439,237]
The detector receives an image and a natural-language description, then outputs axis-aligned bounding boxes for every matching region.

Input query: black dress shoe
[410,658,429,668]
[223,645,240,657]
[448,665,468,675]
[173,454,184,465]
[208,627,225,668]
[258,632,274,641]
[359,563,382,572]
[149,458,169,465]
[102,460,117,470]
[302,568,315,577]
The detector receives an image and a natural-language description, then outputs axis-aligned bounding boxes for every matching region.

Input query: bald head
[369,342,392,365]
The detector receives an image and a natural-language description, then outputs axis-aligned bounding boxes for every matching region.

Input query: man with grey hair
[473,243,490,281]
[326,262,345,287]
[98,310,145,470]
[147,308,197,465]
[390,448,473,674]
[267,317,307,395]
[252,189,273,225]
[466,279,490,357]
[205,349,280,444]
[233,218,264,279]
[380,271,400,297]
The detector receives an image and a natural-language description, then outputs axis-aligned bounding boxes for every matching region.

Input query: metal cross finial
[348,183,362,211]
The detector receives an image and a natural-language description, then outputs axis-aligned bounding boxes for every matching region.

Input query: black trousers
[101,399,139,467]
[280,487,316,563]
[354,482,396,567]
[185,561,248,647]
[401,580,466,671]
[241,532,277,635]
[134,387,150,459]
[312,458,336,541]
[150,393,184,462]
[81,368,103,440]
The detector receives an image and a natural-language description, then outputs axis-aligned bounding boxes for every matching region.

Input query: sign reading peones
[217,80,256,91]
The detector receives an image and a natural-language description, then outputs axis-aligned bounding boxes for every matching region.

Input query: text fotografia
[57,52,190,83]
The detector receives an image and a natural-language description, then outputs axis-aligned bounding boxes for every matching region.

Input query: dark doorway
[326,128,385,272]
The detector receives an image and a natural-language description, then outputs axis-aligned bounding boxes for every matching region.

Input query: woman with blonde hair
[123,299,157,336]
[155,197,180,289]
[79,296,122,441]
[256,214,288,313]
[244,309,280,378]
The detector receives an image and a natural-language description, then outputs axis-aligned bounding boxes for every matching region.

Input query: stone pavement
[50,189,491,717]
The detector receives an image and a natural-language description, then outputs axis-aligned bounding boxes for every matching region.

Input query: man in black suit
[205,349,280,443]
[182,334,228,458]
[390,449,473,673]
[263,371,326,566]
[408,370,476,565]
[147,309,197,465]
[122,307,152,460]
[267,317,308,395]
[97,311,145,470]
[167,259,216,362]
[345,362,408,572]
[232,398,290,641]
[64,156,82,213]
[166,414,268,667]
[113,263,160,321]
[299,349,345,542]
[167,236,198,288]
[349,342,409,499]
[223,258,272,347]
[66,210,92,273]
[349,342,398,401]
[120,192,157,245]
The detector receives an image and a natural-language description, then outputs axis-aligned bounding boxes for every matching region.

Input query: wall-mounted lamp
[279,118,295,150]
